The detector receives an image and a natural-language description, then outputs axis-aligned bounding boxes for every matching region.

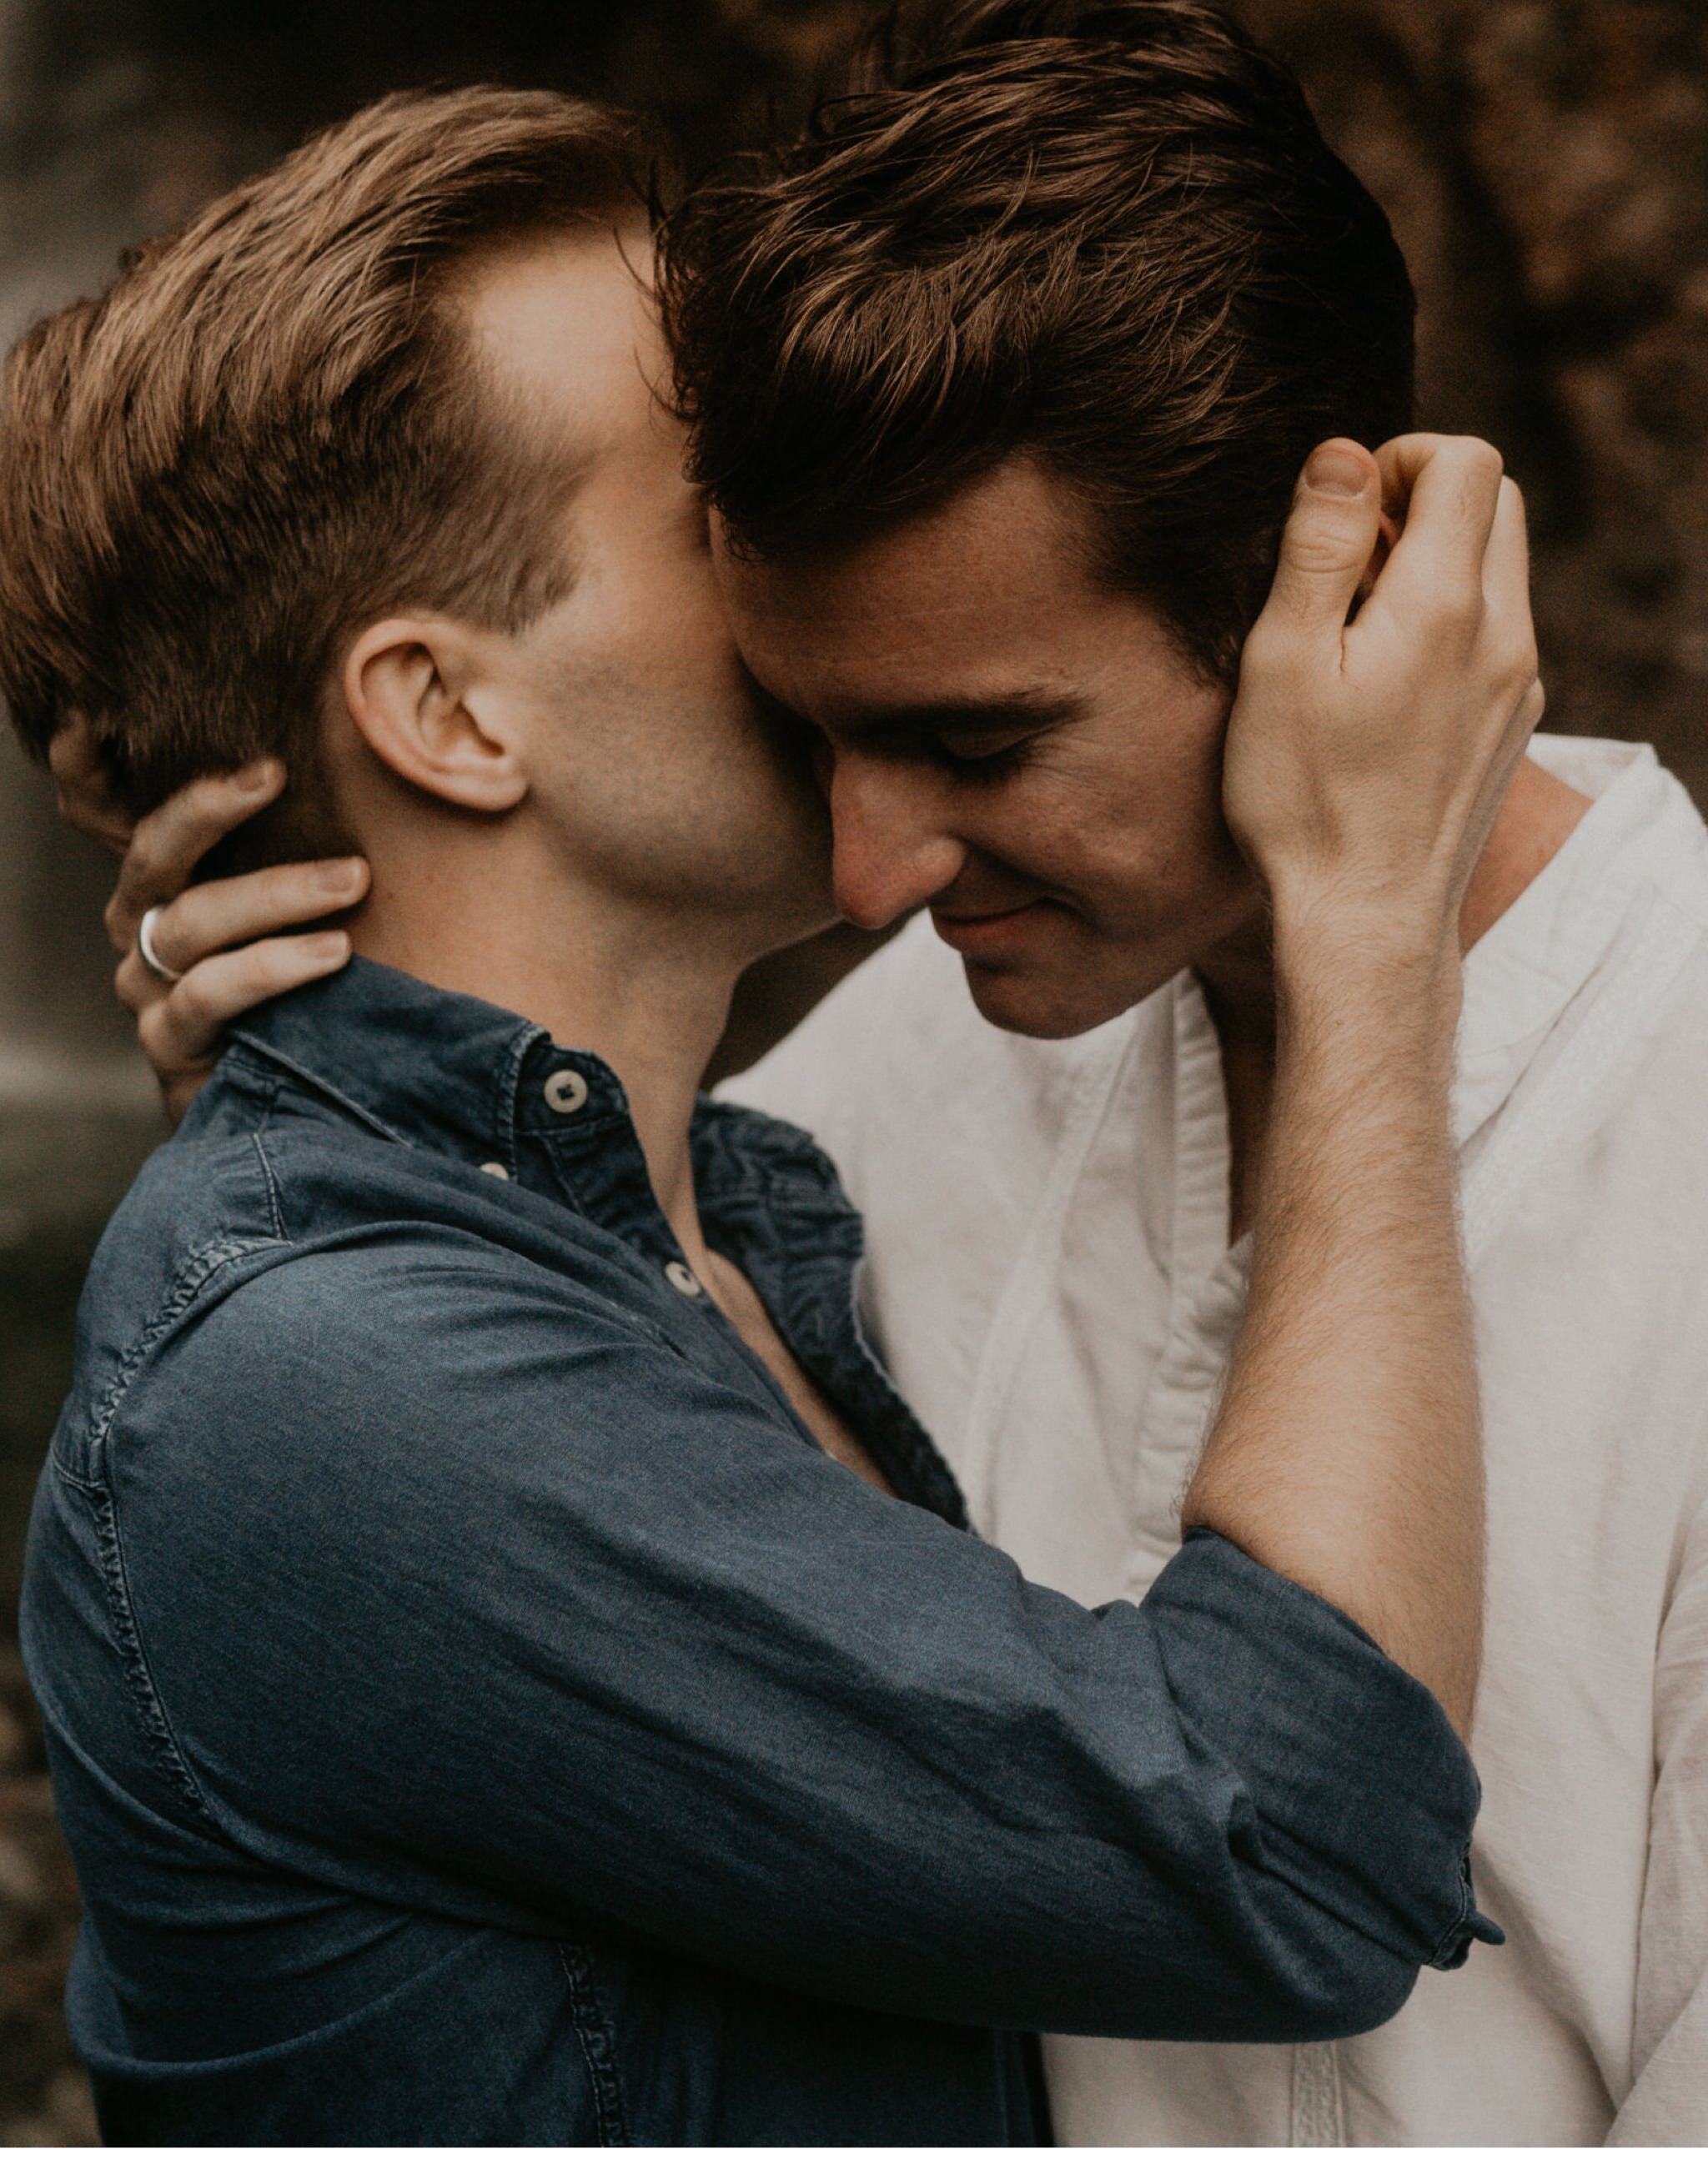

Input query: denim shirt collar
[225,956,969,1527]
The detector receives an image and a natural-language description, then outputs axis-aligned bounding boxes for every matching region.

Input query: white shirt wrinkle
[723,736,1708,2145]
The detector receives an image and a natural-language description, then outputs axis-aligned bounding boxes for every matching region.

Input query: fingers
[1481,476,1535,634]
[48,716,134,856]
[105,761,285,954]
[122,856,369,981]
[1367,434,1507,635]
[1255,439,1384,650]
[128,932,353,1069]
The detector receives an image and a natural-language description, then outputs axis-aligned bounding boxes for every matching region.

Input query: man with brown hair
[0,70,1540,2147]
[651,0,1708,2143]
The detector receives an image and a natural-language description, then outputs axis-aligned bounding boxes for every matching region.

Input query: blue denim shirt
[22,959,1498,2144]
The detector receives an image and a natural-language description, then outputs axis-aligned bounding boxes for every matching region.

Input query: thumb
[1260,439,1382,645]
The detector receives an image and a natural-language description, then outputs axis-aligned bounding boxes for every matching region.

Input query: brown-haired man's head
[659,0,1419,1039]
[662,0,1414,689]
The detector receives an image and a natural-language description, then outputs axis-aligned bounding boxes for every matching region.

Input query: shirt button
[664,1260,703,1299]
[543,1068,589,1116]
[480,1162,510,1179]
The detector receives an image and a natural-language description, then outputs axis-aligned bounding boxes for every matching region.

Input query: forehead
[714,458,1186,719]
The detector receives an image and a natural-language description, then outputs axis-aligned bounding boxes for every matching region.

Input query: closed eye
[932,729,1038,776]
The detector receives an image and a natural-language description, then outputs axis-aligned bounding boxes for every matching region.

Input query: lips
[930,898,1048,956]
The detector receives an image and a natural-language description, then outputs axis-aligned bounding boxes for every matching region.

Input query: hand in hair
[1223,430,1543,972]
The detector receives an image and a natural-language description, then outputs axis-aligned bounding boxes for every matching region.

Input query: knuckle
[1238,618,1301,684]
[1282,525,1362,580]
[1292,541,1356,582]
[124,824,161,891]
[1425,573,1485,630]
[137,1003,173,1069]
[169,977,216,1040]
[1459,437,1505,479]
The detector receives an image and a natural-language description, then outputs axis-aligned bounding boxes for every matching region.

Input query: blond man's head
[0,86,645,861]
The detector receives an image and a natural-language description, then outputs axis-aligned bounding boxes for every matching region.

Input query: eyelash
[934,738,1033,779]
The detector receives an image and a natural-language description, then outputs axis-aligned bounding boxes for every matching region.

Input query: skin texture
[59,233,1552,1725]
[716,458,1261,1045]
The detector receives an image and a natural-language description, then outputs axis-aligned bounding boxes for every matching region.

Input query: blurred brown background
[2,0,1704,2140]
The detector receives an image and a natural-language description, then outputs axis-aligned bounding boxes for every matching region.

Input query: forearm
[1183,929,1482,1735]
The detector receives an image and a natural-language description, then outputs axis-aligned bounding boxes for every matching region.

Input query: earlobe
[342,618,528,815]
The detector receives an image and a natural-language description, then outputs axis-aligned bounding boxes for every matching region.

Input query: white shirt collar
[1452,736,1707,1145]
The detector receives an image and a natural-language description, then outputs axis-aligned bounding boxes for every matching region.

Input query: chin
[959,954,1157,1040]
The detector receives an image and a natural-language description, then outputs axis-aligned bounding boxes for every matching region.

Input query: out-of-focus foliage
[1245,0,1708,803]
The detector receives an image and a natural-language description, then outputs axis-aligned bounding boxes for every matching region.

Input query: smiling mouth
[930,898,1051,955]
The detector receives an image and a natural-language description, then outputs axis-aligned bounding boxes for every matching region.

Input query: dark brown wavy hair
[660,0,1416,682]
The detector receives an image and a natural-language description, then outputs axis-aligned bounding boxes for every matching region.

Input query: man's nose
[829,754,965,931]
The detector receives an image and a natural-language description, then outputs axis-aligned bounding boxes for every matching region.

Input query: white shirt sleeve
[1609,1479,1708,2143]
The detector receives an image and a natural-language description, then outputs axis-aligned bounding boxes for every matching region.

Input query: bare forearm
[1182,937,1482,1735]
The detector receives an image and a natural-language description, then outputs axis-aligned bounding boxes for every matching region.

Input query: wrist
[1273,929,1463,1092]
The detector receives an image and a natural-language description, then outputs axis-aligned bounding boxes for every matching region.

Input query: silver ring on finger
[137,906,183,985]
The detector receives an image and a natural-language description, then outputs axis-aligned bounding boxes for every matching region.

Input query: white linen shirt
[724,736,1708,2145]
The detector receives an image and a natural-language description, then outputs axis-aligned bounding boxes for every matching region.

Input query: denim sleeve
[118,1232,1497,2044]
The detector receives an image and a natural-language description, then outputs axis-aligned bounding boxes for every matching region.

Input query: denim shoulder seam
[557,1941,630,2144]
[84,1474,224,1831]
[67,1232,288,1835]
[74,1233,284,1482]
[250,1130,287,1241]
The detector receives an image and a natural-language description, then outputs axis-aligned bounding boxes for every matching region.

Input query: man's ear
[341,618,528,814]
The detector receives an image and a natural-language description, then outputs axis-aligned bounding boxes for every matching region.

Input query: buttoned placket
[514,1051,918,1481]
[1119,974,1251,1566]
[1141,979,1334,2142]
[513,1049,711,1309]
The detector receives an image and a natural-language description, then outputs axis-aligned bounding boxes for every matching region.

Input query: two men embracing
[6,0,1705,2145]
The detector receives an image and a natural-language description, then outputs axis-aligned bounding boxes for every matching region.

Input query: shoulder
[65,1125,675,1495]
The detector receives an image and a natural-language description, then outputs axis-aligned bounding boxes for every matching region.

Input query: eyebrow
[826,690,1085,745]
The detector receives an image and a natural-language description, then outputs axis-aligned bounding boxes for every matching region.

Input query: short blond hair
[0,86,645,856]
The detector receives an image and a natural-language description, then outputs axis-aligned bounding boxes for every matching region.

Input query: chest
[703,1253,896,1495]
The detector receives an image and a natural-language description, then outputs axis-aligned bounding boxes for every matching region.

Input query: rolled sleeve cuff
[1151,1529,1505,1971]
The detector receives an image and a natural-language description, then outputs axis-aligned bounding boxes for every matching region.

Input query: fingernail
[240,759,283,793]
[1304,445,1370,499]
[316,857,364,895]
[304,931,349,961]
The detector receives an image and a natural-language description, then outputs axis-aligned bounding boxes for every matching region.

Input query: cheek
[1013,753,1241,922]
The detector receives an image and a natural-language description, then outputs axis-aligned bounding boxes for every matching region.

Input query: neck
[1198,754,1594,1239]
[348,816,749,1260]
